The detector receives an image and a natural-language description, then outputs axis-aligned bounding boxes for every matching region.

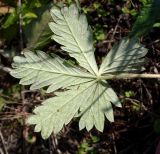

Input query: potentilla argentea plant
[10,4,150,139]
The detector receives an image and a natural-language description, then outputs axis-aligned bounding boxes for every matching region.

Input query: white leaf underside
[28,81,121,139]
[49,4,98,75]
[10,4,148,139]
[99,38,148,74]
[10,49,121,139]
[11,50,95,93]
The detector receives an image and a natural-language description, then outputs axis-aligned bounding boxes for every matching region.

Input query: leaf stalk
[100,73,160,80]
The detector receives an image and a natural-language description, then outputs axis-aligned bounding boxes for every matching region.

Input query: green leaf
[99,38,148,75]
[24,3,53,50]
[0,97,5,111]
[130,0,160,37]
[49,4,98,75]
[2,10,18,29]
[23,12,38,19]
[153,22,160,28]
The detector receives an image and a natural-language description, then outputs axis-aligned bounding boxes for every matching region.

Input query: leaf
[0,98,5,111]
[99,38,148,75]
[23,12,38,19]
[9,4,151,140]
[10,50,121,139]
[78,81,121,132]
[10,50,94,93]
[49,4,98,75]
[28,81,120,139]
[24,3,53,50]
[2,10,18,29]
[130,0,160,37]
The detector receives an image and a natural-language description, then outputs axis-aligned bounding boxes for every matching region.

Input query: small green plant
[78,141,90,154]
[93,24,106,41]
[78,135,100,154]
[122,1,137,17]
[125,90,135,98]
[10,3,160,139]
[131,0,160,37]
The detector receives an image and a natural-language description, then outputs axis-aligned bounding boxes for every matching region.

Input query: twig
[110,124,117,154]
[107,15,122,49]
[50,135,61,154]
[112,132,117,154]
[0,129,8,154]
[111,15,122,40]
[0,149,4,154]
[21,90,30,154]
[124,97,160,118]
[18,0,23,52]
[141,80,153,105]
[0,66,11,73]
[124,97,148,111]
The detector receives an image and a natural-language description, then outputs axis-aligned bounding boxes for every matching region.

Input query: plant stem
[100,73,160,80]
[18,0,23,51]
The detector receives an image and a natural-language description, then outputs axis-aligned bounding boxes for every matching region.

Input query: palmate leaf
[10,50,121,139]
[49,4,98,75]
[99,38,148,75]
[10,4,148,139]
